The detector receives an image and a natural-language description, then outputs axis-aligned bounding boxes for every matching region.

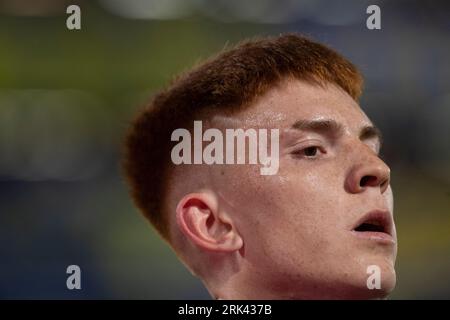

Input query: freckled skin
[207,79,397,299]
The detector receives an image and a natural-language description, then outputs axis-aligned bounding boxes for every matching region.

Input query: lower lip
[350,231,396,244]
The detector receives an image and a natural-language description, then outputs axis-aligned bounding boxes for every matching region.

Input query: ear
[175,192,243,252]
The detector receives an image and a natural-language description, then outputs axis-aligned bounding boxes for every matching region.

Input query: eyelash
[291,145,326,159]
[290,142,383,161]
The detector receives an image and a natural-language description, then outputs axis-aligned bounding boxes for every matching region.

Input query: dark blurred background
[0,0,449,299]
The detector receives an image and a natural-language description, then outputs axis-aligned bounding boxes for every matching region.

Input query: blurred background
[0,0,449,299]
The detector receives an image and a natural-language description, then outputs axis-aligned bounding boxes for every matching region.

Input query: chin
[375,264,397,298]
[345,261,397,300]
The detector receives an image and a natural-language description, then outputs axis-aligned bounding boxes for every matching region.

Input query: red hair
[123,33,363,241]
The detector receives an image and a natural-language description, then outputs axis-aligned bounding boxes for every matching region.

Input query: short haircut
[122,33,363,241]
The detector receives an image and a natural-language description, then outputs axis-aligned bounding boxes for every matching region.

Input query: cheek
[217,160,347,240]
[232,163,345,232]
[284,168,346,221]
[241,169,342,244]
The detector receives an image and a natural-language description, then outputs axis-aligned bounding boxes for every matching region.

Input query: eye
[292,145,325,159]
[303,146,319,157]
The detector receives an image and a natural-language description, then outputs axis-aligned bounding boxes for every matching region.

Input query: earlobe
[176,193,243,252]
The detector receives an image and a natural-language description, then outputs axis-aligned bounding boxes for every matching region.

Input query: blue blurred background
[0,0,449,299]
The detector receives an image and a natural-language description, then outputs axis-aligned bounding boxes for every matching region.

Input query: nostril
[360,175,376,187]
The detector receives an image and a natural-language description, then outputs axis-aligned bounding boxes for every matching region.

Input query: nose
[345,150,391,194]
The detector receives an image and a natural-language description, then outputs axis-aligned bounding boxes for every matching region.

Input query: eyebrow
[292,119,344,136]
[359,125,383,148]
[291,119,383,148]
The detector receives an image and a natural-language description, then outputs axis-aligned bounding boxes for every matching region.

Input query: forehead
[214,79,372,130]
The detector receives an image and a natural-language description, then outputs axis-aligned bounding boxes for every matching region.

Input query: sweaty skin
[170,79,397,299]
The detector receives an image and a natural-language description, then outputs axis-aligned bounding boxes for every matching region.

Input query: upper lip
[351,209,393,236]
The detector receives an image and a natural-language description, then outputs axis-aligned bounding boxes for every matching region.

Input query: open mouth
[351,210,395,243]
[354,220,386,233]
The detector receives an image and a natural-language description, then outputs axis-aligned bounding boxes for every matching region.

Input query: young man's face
[209,79,397,299]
